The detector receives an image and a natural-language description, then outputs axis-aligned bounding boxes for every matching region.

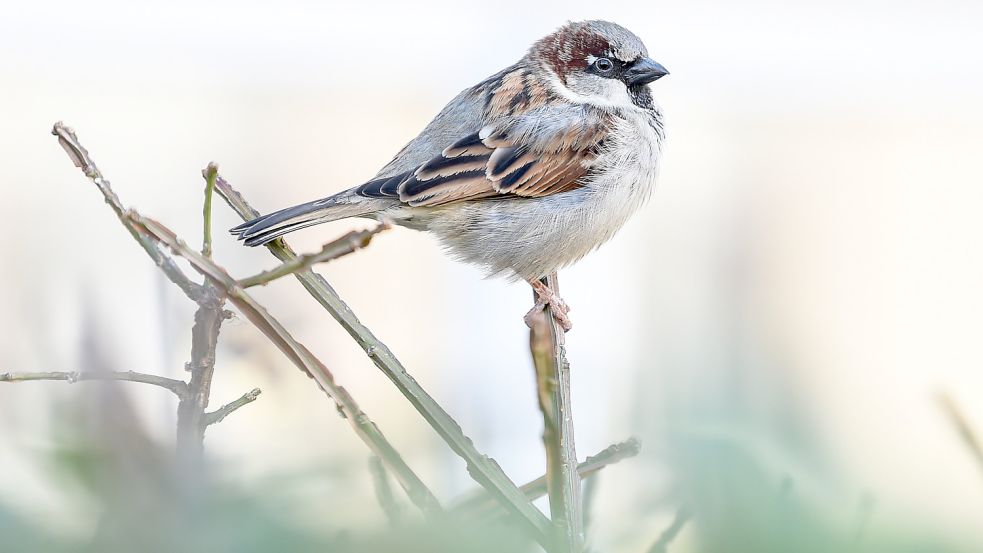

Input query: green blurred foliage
[3,416,977,553]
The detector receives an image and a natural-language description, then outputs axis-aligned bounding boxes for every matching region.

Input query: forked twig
[176,282,227,463]
[128,211,444,518]
[213,174,552,544]
[52,122,203,302]
[50,123,437,517]
[454,438,640,519]
[24,125,263,468]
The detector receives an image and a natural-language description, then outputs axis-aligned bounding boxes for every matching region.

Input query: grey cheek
[567,74,629,101]
[568,76,606,97]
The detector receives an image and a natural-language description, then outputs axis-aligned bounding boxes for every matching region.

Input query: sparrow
[231,20,668,331]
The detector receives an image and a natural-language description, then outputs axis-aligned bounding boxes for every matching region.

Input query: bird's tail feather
[230,194,378,246]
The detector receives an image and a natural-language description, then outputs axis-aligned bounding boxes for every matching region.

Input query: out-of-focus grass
[6,392,536,553]
[6,393,978,553]
[663,430,967,553]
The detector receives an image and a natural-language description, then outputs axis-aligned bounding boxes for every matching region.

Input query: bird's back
[372,88,484,179]
[373,65,520,179]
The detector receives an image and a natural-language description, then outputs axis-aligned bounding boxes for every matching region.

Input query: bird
[231,20,668,331]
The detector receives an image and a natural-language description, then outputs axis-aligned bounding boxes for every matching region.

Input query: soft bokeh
[2,1,982,551]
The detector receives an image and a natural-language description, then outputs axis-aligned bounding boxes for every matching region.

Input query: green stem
[202,163,218,258]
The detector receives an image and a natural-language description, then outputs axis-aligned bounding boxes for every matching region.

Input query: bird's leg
[525,277,572,332]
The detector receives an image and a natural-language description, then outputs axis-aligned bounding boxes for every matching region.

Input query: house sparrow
[232,20,668,331]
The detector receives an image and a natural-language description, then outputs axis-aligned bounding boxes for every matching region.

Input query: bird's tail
[230,192,382,246]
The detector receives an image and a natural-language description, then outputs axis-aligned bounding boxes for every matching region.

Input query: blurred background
[2,0,983,551]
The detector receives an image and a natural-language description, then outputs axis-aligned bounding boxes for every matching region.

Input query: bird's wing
[356,103,610,207]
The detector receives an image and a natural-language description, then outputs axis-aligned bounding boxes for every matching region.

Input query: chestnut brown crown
[530,20,667,88]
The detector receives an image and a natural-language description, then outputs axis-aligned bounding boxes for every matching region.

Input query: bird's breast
[420,110,663,281]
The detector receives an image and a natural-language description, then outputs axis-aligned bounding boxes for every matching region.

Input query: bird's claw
[525,280,573,332]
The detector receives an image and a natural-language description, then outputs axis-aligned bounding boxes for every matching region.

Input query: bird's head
[530,20,668,109]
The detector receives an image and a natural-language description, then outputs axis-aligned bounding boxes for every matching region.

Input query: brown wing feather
[400,126,606,205]
[400,145,594,206]
[396,67,609,207]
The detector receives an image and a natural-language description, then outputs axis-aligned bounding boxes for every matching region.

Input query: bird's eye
[593,58,614,73]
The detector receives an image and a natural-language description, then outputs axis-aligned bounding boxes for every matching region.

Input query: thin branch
[51,122,203,302]
[52,123,439,517]
[521,437,638,502]
[54,125,232,464]
[238,225,389,288]
[938,392,983,476]
[173,164,229,463]
[0,370,188,398]
[455,438,640,518]
[214,173,552,544]
[202,162,218,258]
[203,388,262,426]
[645,507,691,553]
[369,455,405,527]
[125,210,444,519]
[176,283,227,461]
[529,273,583,552]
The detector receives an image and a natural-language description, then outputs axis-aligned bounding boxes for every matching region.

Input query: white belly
[397,112,663,281]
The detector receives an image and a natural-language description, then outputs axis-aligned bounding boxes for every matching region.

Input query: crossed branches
[0,122,645,553]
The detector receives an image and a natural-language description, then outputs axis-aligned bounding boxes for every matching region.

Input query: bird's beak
[624,58,669,86]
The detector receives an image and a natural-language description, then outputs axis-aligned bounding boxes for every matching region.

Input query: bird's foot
[525,279,572,332]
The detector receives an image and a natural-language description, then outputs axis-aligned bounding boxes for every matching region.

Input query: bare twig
[54,126,243,463]
[645,507,691,553]
[0,370,188,397]
[237,225,388,288]
[455,438,640,518]
[202,162,218,258]
[529,273,583,551]
[938,392,983,476]
[51,122,203,302]
[203,388,262,426]
[173,165,229,462]
[214,174,551,544]
[521,437,638,503]
[125,211,443,518]
[369,456,405,526]
[176,283,227,462]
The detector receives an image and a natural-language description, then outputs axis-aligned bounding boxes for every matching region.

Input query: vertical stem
[176,165,225,466]
[175,284,225,467]
[202,163,218,258]
[529,272,583,552]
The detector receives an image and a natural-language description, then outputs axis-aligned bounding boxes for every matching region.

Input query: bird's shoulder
[362,62,618,207]
[375,62,587,177]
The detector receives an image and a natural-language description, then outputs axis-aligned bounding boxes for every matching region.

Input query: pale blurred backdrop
[2,0,983,551]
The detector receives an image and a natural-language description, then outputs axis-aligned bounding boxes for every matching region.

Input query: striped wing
[357,107,609,207]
